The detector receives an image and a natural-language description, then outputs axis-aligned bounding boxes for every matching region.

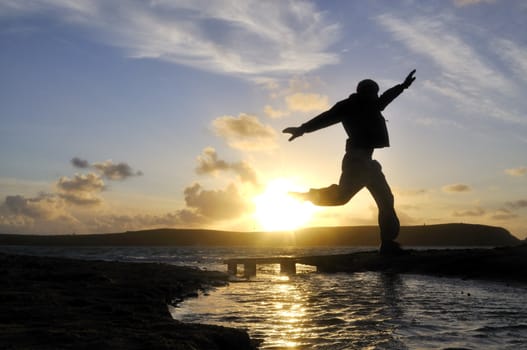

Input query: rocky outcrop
[0,253,256,350]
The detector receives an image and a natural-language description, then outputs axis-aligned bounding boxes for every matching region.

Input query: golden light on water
[267,281,307,348]
[253,178,318,232]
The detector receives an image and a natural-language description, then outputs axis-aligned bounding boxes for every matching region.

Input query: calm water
[2,246,526,349]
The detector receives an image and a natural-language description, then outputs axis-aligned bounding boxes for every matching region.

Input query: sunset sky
[1,0,526,238]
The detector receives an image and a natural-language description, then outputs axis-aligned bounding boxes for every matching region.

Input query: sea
[2,245,526,350]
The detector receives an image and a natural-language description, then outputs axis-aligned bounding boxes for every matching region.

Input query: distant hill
[0,224,520,247]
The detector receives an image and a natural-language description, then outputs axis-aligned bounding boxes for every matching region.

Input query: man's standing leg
[366,160,402,254]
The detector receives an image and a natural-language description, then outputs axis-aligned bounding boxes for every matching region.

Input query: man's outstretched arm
[282,126,305,142]
[378,69,416,111]
[282,101,346,142]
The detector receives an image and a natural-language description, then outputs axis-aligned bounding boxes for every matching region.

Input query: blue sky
[1,0,526,238]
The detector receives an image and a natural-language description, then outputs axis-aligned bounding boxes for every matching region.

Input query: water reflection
[172,269,409,349]
[266,280,307,348]
[171,268,527,349]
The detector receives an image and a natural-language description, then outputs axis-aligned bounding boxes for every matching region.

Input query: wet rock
[0,253,256,350]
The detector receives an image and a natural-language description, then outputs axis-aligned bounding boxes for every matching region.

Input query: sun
[253,178,318,231]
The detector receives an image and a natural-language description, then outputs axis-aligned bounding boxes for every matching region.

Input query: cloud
[0,157,140,232]
[452,207,485,217]
[493,39,527,83]
[195,147,259,185]
[505,200,527,210]
[4,158,143,211]
[264,105,289,119]
[229,162,259,187]
[0,0,340,79]
[394,188,430,196]
[285,93,329,113]
[505,166,527,177]
[80,210,206,233]
[442,184,471,193]
[490,209,518,221]
[195,147,230,174]
[263,76,330,118]
[376,13,524,125]
[92,160,143,180]
[452,0,495,6]
[71,157,143,180]
[4,193,63,220]
[212,114,277,151]
[57,180,255,231]
[0,192,81,234]
[184,182,252,221]
[56,173,105,206]
[71,157,90,169]
[377,14,508,91]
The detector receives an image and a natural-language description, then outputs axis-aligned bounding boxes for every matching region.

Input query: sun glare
[253,178,317,231]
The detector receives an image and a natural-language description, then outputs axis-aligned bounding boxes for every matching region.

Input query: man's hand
[282,127,304,142]
[402,69,416,89]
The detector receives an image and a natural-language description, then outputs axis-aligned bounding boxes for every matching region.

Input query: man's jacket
[299,84,405,149]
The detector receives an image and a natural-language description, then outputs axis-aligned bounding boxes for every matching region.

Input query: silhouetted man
[283,70,416,255]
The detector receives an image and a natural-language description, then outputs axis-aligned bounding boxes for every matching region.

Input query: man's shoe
[288,191,310,202]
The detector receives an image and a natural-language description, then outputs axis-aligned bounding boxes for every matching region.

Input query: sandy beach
[0,253,256,350]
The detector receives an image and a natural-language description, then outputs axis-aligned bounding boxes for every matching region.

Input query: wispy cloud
[264,105,289,119]
[79,210,205,233]
[505,199,527,210]
[452,206,485,217]
[0,0,340,79]
[493,39,527,83]
[505,166,527,177]
[490,208,518,221]
[452,0,496,7]
[376,13,524,125]
[442,184,471,193]
[394,188,430,196]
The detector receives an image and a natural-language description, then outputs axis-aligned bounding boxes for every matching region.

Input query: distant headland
[0,223,520,247]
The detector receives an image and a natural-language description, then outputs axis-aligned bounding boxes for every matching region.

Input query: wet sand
[0,253,256,350]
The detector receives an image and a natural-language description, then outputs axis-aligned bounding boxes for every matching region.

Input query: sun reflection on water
[266,282,307,348]
[171,266,527,349]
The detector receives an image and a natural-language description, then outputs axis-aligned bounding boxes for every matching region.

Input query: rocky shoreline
[0,253,256,350]
[306,244,527,283]
[2,244,526,349]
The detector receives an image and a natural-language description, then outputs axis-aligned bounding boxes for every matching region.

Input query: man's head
[356,79,379,98]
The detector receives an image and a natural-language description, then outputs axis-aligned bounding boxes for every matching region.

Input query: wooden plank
[224,244,527,283]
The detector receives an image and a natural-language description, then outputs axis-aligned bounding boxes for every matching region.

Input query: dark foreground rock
[0,253,256,350]
[302,244,527,283]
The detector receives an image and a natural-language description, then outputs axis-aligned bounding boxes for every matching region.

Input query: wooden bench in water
[223,245,527,282]
[223,254,358,277]
[223,257,303,277]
